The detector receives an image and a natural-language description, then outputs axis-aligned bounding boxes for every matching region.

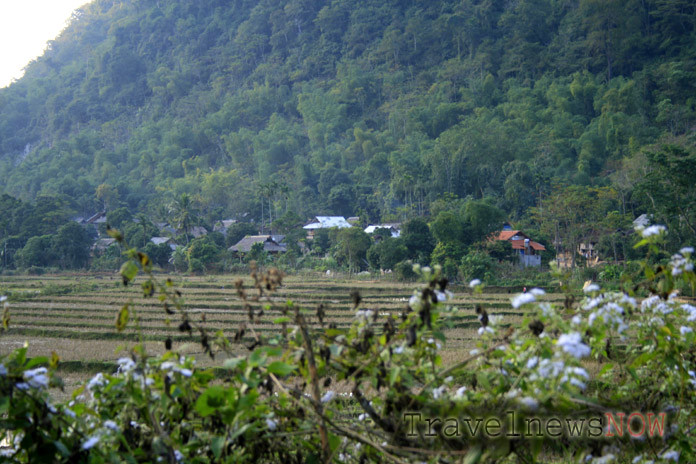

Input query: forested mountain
[0,0,694,242]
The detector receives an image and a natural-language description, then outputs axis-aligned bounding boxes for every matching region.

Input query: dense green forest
[0,0,694,274]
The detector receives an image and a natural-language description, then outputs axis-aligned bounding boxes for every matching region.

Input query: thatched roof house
[229,235,286,254]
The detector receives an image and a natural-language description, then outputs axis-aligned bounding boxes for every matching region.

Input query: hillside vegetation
[0,0,694,268]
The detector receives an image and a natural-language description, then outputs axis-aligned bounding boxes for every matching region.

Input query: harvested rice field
[0,272,565,392]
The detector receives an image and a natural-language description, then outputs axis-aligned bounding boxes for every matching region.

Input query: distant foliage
[0,0,693,239]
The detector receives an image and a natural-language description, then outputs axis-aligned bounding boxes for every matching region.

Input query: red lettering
[647,413,666,437]
[604,412,624,437]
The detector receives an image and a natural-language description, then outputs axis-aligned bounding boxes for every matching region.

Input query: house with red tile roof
[491,224,546,267]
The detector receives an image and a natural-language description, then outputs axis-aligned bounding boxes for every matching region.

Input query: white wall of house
[519,254,542,267]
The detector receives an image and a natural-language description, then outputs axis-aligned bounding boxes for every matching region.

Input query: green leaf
[329,433,341,452]
[630,352,656,368]
[223,357,245,370]
[259,346,283,357]
[598,362,614,376]
[433,331,446,343]
[626,366,639,382]
[120,261,138,284]
[211,436,225,459]
[272,317,291,324]
[266,362,296,376]
[195,386,227,417]
[116,304,129,332]
[53,441,70,457]
[389,366,401,386]
[464,445,482,464]
[25,356,49,369]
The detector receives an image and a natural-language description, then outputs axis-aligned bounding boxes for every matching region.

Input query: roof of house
[86,211,107,224]
[190,226,208,238]
[364,225,401,237]
[509,239,546,251]
[494,230,529,241]
[150,237,172,246]
[229,235,287,253]
[492,229,545,251]
[303,216,352,229]
[214,219,237,232]
[91,237,116,250]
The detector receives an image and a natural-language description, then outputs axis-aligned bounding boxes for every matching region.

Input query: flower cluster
[581,292,634,336]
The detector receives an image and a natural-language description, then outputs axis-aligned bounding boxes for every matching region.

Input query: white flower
[174,450,184,463]
[680,247,694,255]
[23,367,49,389]
[683,304,696,321]
[641,225,666,237]
[81,435,100,450]
[0,364,7,376]
[393,345,404,354]
[680,326,693,335]
[87,373,106,390]
[435,290,447,302]
[64,408,76,419]
[358,413,368,421]
[160,362,176,371]
[526,357,539,369]
[588,302,627,334]
[469,279,481,288]
[539,303,554,317]
[519,397,539,411]
[117,357,136,372]
[478,326,494,335]
[455,386,467,397]
[592,454,616,464]
[661,450,679,461]
[583,284,600,293]
[177,368,193,377]
[104,420,119,432]
[571,315,582,325]
[535,359,565,379]
[557,332,591,358]
[321,391,335,403]
[529,288,546,296]
[266,418,278,430]
[444,376,453,383]
[356,309,374,319]
[512,293,536,308]
[469,349,480,356]
[432,385,447,399]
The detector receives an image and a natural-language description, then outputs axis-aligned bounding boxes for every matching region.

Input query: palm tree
[169,193,197,244]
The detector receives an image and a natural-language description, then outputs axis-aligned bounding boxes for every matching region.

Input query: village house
[91,237,117,255]
[364,223,401,239]
[492,223,546,267]
[302,216,352,239]
[150,236,178,251]
[213,219,237,236]
[229,235,287,254]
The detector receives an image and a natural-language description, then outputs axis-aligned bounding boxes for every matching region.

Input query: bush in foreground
[0,225,695,463]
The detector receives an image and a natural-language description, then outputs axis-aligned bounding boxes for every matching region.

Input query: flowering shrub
[0,225,695,463]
